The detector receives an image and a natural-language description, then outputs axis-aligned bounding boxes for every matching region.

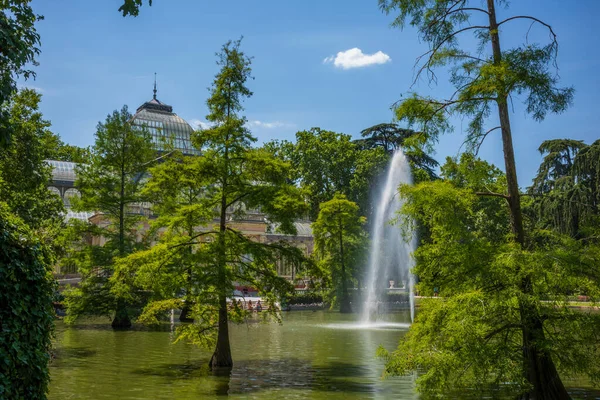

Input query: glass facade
[132,98,200,155]
[47,160,78,182]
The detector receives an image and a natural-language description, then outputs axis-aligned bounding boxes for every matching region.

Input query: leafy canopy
[381,155,600,397]
[0,89,64,232]
[312,193,367,311]
[64,106,155,325]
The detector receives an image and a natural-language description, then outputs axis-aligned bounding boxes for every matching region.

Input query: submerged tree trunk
[111,299,131,329]
[209,295,233,370]
[179,302,193,323]
[487,1,570,398]
[209,172,233,370]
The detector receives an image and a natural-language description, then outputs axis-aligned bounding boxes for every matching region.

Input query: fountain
[362,149,417,324]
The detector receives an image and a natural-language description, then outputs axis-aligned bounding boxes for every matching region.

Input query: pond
[49,311,599,399]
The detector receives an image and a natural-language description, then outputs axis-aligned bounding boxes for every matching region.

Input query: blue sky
[22,0,600,186]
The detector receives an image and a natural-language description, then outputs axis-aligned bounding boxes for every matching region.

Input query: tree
[64,105,155,329]
[0,0,42,147]
[312,194,366,313]
[355,122,439,181]
[118,39,307,370]
[278,128,387,220]
[529,139,600,239]
[0,88,61,400]
[0,204,56,400]
[379,1,577,398]
[380,155,600,399]
[41,131,91,163]
[0,89,64,231]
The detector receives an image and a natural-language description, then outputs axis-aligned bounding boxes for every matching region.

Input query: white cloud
[17,83,44,93]
[323,47,391,69]
[190,119,294,130]
[247,120,292,129]
[190,119,213,130]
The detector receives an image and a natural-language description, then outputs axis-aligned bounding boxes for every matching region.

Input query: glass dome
[132,97,200,156]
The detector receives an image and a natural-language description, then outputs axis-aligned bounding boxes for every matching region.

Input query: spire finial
[153,72,157,100]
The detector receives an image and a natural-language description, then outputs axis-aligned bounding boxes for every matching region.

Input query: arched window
[63,188,81,208]
[48,186,61,199]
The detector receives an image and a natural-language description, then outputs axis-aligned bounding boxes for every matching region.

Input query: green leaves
[0,203,55,399]
[118,0,152,17]
[66,105,156,325]
[386,154,600,395]
[0,0,42,146]
[0,89,64,232]
[312,194,367,311]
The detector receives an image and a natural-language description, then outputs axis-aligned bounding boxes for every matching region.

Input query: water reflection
[48,311,599,399]
[49,311,415,399]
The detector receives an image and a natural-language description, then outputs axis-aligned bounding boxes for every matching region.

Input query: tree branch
[475,126,501,155]
[475,192,510,200]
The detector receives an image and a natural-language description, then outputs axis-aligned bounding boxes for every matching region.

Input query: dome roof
[132,95,200,155]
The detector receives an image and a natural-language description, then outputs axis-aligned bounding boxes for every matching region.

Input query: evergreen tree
[380,155,600,399]
[117,39,307,370]
[312,194,366,313]
[64,105,155,329]
[356,122,439,181]
[378,1,581,398]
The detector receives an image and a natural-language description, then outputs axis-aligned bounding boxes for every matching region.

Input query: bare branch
[497,15,557,42]
[412,25,490,86]
[475,126,501,155]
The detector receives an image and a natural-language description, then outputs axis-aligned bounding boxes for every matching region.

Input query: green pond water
[49,311,599,399]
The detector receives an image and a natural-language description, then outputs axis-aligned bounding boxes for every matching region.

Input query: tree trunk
[112,144,132,330]
[209,166,233,370]
[209,295,233,370]
[111,299,131,329]
[338,217,352,314]
[487,1,570,398]
[179,302,193,323]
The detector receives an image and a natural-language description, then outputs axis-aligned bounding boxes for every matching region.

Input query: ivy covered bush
[0,203,55,399]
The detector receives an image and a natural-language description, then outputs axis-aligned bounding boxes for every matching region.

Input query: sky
[20,0,600,187]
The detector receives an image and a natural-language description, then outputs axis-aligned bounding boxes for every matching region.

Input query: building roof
[132,95,200,155]
[47,159,78,183]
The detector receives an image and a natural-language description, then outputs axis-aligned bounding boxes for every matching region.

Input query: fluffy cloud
[247,120,290,129]
[323,48,391,69]
[190,119,294,130]
[190,119,213,130]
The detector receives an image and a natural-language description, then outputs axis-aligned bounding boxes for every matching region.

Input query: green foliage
[117,40,307,361]
[529,139,600,238]
[118,0,152,16]
[0,203,55,400]
[356,122,439,181]
[287,292,323,305]
[378,1,580,397]
[0,0,42,146]
[379,0,573,152]
[0,89,64,231]
[273,127,388,220]
[384,155,600,397]
[65,106,155,326]
[312,194,367,312]
[41,131,91,163]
